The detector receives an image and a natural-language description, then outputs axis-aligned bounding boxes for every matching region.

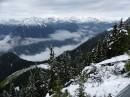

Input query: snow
[15,87,20,91]
[62,84,79,96]
[82,63,97,74]
[37,64,50,70]
[63,54,130,97]
[22,17,45,26]
[107,28,113,31]
[85,75,130,97]
[84,61,129,97]
[121,29,128,33]
[0,17,103,25]
[109,41,114,46]
[45,93,51,97]
[97,54,130,66]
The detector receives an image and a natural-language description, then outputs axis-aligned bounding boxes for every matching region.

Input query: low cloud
[49,30,83,41]
[0,36,13,52]
[20,35,92,62]
[0,35,50,52]
[20,44,76,61]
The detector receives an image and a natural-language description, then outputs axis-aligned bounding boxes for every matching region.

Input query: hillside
[0,18,130,97]
[61,54,130,97]
[0,52,48,82]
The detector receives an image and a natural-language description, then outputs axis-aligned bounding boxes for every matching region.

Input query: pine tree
[119,18,123,29]
[48,45,59,95]
[76,75,86,97]
[2,90,10,97]
[62,89,71,97]
[52,76,63,97]
[19,87,26,97]
[25,70,39,97]
[106,20,129,58]
[94,40,107,62]
[9,83,17,97]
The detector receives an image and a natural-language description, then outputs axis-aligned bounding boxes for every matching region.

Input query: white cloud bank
[20,34,92,61]
[20,44,76,61]
[0,30,85,52]
[0,35,50,52]
[49,30,83,41]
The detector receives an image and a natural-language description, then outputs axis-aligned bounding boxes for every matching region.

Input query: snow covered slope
[96,54,130,65]
[63,54,130,97]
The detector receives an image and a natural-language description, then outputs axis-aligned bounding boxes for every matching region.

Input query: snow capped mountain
[22,17,45,26]
[0,17,112,25]
[0,17,113,55]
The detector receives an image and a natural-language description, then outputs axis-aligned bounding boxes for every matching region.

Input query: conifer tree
[106,20,129,58]
[76,74,86,97]
[25,70,39,97]
[62,89,71,97]
[19,87,26,97]
[2,90,10,97]
[52,76,63,97]
[119,18,123,29]
[9,83,17,97]
[48,45,60,95]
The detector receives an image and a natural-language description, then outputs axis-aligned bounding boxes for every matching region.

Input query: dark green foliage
[67,19,130,65]
[9,83,18,97]
[90,40,107,63]
[76,74,87,97]
[48,46,73,97]
[1,83,19,97]
[2,90,10,97]
[25,68,49,97]
[0,52,48,84]
[106,21,129,58]
[83,19,130,63]
[1,67,49,97]
[48,46,81,92]
[62,89,71,97]
[25,71,39,97]
[125,61,130,72]
[51,77,63,97]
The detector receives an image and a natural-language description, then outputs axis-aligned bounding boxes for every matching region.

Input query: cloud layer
[0,0,130,20]
[20,44,76,61]
[49,30,83,41]
[0,30,85,52]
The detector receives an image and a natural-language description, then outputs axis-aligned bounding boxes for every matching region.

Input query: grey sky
[0,0,130,20]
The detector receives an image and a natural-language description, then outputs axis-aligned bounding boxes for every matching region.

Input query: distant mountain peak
[22,17,44,26]
[0,17,110,25]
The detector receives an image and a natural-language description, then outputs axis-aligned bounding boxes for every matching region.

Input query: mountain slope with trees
[0,18,130,97]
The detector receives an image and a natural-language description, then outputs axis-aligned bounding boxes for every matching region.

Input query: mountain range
[0,17,113,56]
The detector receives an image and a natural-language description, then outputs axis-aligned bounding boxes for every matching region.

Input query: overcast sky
[0,0,130,20]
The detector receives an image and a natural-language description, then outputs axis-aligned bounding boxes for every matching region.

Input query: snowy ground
[63,54,130,97]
